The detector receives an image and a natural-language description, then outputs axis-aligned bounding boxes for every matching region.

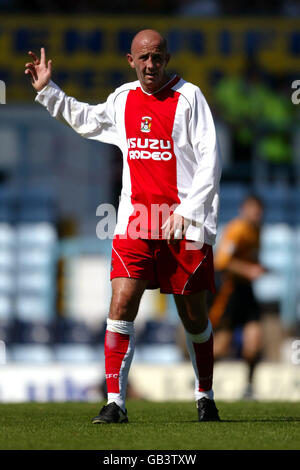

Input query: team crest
[141,116,152,133]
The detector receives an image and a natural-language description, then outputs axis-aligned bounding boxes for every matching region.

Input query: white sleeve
[35,80,120,147]
[174,87,222,226]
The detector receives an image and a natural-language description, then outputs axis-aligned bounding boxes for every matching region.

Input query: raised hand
[25,47,52,92]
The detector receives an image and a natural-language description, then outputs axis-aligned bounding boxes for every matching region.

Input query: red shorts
[110,236,216,295]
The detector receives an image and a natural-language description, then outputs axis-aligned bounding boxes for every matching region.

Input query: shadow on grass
[161,417,300,424]
[219,417,300,423]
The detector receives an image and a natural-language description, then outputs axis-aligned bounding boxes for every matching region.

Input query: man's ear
[165,53,171,66]
[127,53,135,69]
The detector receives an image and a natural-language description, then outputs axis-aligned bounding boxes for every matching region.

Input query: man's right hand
[246,263,268,281]
[226,258,268,281]
[25,47,52,92]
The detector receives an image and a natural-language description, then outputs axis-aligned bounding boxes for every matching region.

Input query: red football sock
[192,333,214,393]
[185,320,214,400]
[104,320,135,411]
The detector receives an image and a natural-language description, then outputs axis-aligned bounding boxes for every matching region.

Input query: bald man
[25,29,222,423]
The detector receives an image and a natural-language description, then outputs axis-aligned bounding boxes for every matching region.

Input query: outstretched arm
[25,48,52,92]
[25,48,120,146]
[224,258,267,281]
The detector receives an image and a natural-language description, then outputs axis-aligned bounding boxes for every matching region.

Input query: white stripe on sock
[187,319,212,344]
[106,318,135,335]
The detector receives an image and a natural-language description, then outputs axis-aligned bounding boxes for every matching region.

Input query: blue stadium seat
[219,184,249,223]
[13,319,54,345]
[219,184,296,225]
[0,223,16,274]
[16,271,53,294]
[291,187,300,225]
[136,320,178,345]
[253,224,295,304]
[55,317,94,344]
[15,295,54,322]
[0,223,16,246]
[259,224,294,270]
[255,185,291,224]
[134,320,182,363]
[0,186,17,223]
[54,344,98,363]
[0,272,14,295]
[134,345,182,364]
[17,187,57,223]
[18,208,57,223]
[295,226,300,296]
[17,223,57,246]
[15,223,57,323]
[0,318,15,344]
[11,344,55,363]
[0,224,15,322]
[17,249,54,269]
[0,295,13,320]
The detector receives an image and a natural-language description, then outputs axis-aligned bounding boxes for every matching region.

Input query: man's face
[127,33,170,93]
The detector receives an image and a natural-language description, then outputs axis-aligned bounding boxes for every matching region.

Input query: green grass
[0,401,299,450]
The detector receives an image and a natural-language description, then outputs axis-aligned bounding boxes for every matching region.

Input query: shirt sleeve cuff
[35,80,61,100]
[174,203,204,225]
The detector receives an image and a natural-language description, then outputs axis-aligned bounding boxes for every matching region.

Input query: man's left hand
[161,213,188,245]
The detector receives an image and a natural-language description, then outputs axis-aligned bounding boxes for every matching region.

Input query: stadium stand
[0,185,299,363]
[1,177,299,364]
[18,187,57,223]
[0,187,17,223]
[253,223,297,326]
[218,184,250,224]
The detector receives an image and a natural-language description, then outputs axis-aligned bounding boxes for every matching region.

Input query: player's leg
[174,291,214,398]
[236,283,262,398]
[242,320,262,397]
[92,277,148,424]
[174,291,220,421]
[213,329,233,359]
[156,240,219,420]
[106,277,148,409]
[242,321,261,360]
[92,235,157,423]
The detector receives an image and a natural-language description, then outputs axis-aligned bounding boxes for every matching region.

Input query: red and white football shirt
[36,75,221,244]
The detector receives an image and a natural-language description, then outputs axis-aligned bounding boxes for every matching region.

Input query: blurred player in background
[209,195,267,399]
[25,29,222,423]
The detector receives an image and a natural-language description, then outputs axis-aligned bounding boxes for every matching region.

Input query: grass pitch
[0,400,299,450]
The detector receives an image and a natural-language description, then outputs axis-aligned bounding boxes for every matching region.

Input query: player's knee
[185,306,208,332]
[176,297,208,331]
[109,294,139,321]
[182,315,209,335]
